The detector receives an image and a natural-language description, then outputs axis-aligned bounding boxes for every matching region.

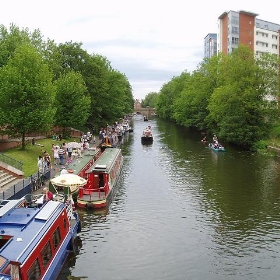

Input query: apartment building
[217,10,280,56]
[204,10,280,59]
[204,33,217,59]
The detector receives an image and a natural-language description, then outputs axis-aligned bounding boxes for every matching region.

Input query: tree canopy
[0,23,134,147]
[0,43,56,149]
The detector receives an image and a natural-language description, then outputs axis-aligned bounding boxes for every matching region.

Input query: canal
[60,115,280,280]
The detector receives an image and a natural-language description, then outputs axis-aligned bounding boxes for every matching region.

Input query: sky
[1,1,279,100]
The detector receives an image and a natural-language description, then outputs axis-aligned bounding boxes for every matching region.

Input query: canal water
[60,115,280,280]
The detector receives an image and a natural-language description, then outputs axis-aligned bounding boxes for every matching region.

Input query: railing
[0,169,51,200]
[0,152,23,171]
[79,186,107,199]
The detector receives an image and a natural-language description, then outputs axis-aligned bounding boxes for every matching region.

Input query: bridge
[134,107,156,117]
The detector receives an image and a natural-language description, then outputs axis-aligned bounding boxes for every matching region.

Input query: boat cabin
[0,198,80,280]
[77,148,123,208]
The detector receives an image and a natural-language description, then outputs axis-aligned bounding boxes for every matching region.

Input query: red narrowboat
[77,148,123,209]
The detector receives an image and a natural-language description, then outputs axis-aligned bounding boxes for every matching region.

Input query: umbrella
[50,173,87,193]
[67,142,81,149]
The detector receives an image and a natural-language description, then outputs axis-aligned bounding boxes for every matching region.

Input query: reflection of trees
[156,117,280,240]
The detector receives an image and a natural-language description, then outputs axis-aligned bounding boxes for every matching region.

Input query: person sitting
[43,187,53,203]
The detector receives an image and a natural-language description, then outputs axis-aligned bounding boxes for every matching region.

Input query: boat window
[41,241,52,268]
[0,256,7,268]
[52,227,61,250]
[27,258,41,280]
[0,235,12,250]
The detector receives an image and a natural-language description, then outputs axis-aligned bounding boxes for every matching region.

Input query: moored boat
[0,196,81,280]
[141,126,153,144]
[77,148,123,209]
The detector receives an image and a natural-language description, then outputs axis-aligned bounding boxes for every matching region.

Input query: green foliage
[142,92,158,108]
[0,43,56,149]
[251,140,270,153]
[270,125,280,138]
[54,71,90,137]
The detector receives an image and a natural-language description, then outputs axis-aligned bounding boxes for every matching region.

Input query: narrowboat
[77,148,123,209]
[0,197,81,280]
[141,126,153,144]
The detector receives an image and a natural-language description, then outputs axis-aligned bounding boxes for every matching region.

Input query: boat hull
[141,136,153,144]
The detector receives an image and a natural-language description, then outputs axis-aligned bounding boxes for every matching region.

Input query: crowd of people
[37,135,97,181]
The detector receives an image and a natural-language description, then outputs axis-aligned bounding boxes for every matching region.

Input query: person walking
[37,155,45,187]
[58,146,65,165]
[53,146,59,165]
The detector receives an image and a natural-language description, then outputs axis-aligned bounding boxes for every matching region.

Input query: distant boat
[141,126,153,144]
[0,197,81,280]
[77,148,123,209]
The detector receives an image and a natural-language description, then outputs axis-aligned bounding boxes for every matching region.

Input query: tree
[142,92,158,108]
[0,43,56,149]
[207,45,276,147]
[54,71,90,137]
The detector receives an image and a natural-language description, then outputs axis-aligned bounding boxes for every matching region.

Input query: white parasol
[67,142,81,149]
[50,173,87,192]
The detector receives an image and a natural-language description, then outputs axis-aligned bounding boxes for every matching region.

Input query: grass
[3,138,79,177]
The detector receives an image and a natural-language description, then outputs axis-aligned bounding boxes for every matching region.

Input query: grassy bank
[3,138,78,177]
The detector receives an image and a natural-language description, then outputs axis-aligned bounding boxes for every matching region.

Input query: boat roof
[66,149,99,175]
[87,148,122,173]
[0,199,65,265]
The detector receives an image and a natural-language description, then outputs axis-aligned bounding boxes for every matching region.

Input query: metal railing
[0,152,23,171]
[0,169,51,200]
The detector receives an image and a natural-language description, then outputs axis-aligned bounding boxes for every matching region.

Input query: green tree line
[0,24,134,149]
[149,45,280,150]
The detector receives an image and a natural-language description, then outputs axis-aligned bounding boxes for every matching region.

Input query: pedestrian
[67,145,73,159]
[44,151,51,169]
[37,155,45,187]
[53,146,59,165]
[58,146,65,165]
[37,155,44,175]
